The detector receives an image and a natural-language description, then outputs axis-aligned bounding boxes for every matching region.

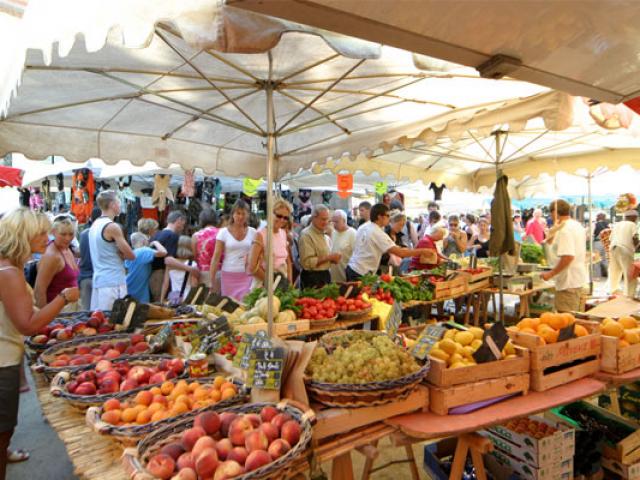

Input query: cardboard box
[489,448,573,480]
[602,455,640,479]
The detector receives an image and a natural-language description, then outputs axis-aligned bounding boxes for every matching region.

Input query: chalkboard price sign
[247,346,285,390]
[411,324,447,360]
[386,301,403,337]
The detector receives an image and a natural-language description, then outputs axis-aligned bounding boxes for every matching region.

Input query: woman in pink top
[191,209,220,289]
[34,215,80,311]
[248,199,293,289]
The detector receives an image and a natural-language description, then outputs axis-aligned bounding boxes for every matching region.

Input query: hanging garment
[56,173,64,191]
[41,179,52,211]
[489,174,515,256]
[71,168,95,224]
[152,174,174,212]
[181,170,195,198]
[18,187,30,207]
[29,187,43,210]
[429,183,446,201]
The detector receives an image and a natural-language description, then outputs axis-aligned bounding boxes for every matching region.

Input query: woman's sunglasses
[275,213,289,220]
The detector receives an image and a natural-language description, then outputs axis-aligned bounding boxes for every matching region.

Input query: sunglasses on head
[54,214,73,222]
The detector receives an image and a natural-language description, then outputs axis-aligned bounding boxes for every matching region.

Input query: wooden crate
[509,325,601,392]
[457,268,493,292]
[234,319,310,336]
[429,373,530,415]
[600,335,640,374]
[427,346,529,387]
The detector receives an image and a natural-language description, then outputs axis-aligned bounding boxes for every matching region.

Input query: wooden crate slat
[530,358,600,392]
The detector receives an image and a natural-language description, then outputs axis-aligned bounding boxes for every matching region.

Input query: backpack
[24,260,38,288]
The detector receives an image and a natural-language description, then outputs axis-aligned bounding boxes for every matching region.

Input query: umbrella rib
[501,132,599,164]
[203,50,260,82]
[155,29,265,135]
[276,59,367,135]
[285,73,425,85]
[96,71,262,136]
[277,90,350,135]
[406,147,496,165]
[468,131,496,162]
[25,65,254,85]
[279,54,341,82]
[160,88,261,140]
[286,85,456,108]
[500,130,549,163]
[280,76,426,136]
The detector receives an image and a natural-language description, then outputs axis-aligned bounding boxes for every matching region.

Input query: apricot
[160,381,174,396]
[135,390,153,406]
[136,409,152,425]
[188,382,200,393]
[193,388,209,401]
[221,388,236,401]
[220,382,235,392]
[213,376,225,389]
[101,409,121,425]
[209,389,222,402]
[171,402,190,416]
[121,407,138,423]
[151,410,169,423]
[150,386,162,396]
[103,398,121,412]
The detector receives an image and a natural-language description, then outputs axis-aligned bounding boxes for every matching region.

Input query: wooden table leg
[360,440,378,480]
[464,294,472,325]
[609,387,621,415]
[404,445,420,480]
[332,452,354,480]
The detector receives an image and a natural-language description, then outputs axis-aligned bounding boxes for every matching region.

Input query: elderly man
[541,199,587,312]
[347,204,433,281]
[609,210,639,296]
[330,210,356,283]
[298,205,341,288]
[524,208,546,244]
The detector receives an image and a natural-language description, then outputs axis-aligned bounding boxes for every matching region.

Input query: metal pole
[587,174,594,295]
[265,57,276,338]
[495,131,505,323]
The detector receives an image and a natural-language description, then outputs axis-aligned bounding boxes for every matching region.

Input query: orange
[560,312,575,326]
[539,312,555,326]
[519,327,537,335]
[548,314,567,331]
[602,321,625,338]
[574,324,589,337]
[517,318,538,331]
[619,339,631,349]
[539,327,559,344]
[620,316,638,330]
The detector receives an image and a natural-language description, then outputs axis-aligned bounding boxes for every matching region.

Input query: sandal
[7,449,30,463]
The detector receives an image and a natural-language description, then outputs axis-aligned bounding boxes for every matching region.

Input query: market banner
[242,177,262,197]
[0,164,23,187]
[374,181,387,196]
[336,173,353,199]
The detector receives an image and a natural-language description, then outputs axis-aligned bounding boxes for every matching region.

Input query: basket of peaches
[86,376,248,446]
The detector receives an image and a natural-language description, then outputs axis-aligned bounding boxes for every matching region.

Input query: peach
[195,448,219,478]
[101,409,121,425]
[194,411,221,436]
[245,430,268,452]
[160,442,186,461]
[104,348,121,360]
[259,422,279,444]
[135,390,154,406]
[271,413,292,430]
[95,359,112,373]
[215,438,233,461]
[176,452,195,471]
[245,450,272,472]
[181,427,206,452]
[213,460,244,480]
[220,413,238,437]
[229,417,253,446]
[244,414,261,429]
[103,398,121,412]
[268,439,291,460]
[146,453,175,480]
[192,436,217,460]
[280,420,301,447]
[227,447,248,466]
[260,406,279,423]
[172,468,196,480]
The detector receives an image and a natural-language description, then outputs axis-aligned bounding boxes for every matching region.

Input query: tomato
[348,305,356,311]
[337,296,346,304]
[380,274,392,282]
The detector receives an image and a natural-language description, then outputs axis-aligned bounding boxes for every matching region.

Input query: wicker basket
[34,332,151,380]
[86,376,249,446]
[300,315,336,329]
[337,305,372,320]
[50,354,185,409]
[25,310,113,352]
[318,330,386,350]
[121,400,315,480]
[305,361,429,407]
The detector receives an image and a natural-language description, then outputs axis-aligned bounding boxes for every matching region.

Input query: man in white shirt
[346,204,432,281]
[541,199,587,312]
[329,210,356,283]
[609,210,639,296]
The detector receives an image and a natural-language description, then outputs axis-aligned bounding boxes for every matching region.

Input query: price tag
[184,284,208,305]
[195,316,232,354]
[411,324,447,360]
[233,333,254,369]
[248,347,285,390]
[557,323,576,342]
[473,323,509,364]
[386,301,403,337]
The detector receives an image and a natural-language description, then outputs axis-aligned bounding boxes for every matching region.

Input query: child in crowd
[124,232,167,303]
[162,235,197,305]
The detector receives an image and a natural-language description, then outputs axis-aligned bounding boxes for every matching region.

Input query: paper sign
[243,178,262,197]
[386,301,403,337]
[473,322,509,363]
[557,323,576,342]
[411,324,447,360]
[233,333,254,369]
[374,181,388,196]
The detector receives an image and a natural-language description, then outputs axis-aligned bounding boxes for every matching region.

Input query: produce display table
[593,367,640,415]
[480,284,554,321]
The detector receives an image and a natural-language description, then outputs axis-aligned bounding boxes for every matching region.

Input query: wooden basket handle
[86,406,109,433]
[50,371,70,396]
[31,362,45,373]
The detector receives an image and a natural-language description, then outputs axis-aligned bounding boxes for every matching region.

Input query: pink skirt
[220,271,253,302]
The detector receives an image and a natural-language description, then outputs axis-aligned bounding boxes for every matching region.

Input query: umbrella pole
[265,68,276,338]
[587,174,594,295]
[495,132,504,324]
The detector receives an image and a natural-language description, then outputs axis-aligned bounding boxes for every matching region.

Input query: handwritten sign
[233,333,255,369]
[196,316,232,354]
[558,322,576,342]
[473,323,509,363]
[244,332,285,390]
[411,324,447,360]
[386,301,403,337]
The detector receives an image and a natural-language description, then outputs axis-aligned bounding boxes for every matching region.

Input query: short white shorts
[90,284,127,311]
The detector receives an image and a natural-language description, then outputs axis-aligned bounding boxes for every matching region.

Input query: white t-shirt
[216,227,257,273]
[610,220,638,255]
[552,219,587,291]
[330,227,356,282]
[169,260,193,299]
[348,221,396,275]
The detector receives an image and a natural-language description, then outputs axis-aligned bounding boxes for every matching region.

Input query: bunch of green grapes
[307,336,420,384]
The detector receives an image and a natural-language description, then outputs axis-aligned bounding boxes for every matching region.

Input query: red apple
[227,447,248,466]
[87,317,101,328]
[160,442,185,461]
[176,452,195,471]
[146,453,175,480]
[81,327,98,336]
[260,406,279,423]
[267,439,290,460]
[215,438,233,461]
[280,420,301,447]
[97,378,119,394]
[50,359,68,367]
[57,354,71,363]
[259,422,279,444]
[194,411,221,436]
[220,413,238,437]
[114,341,129,353]
[213,460,244,480]
[56,328,73,341]
[99,370,121,385]
[70,357,88,366]
[125,346,136,355]
[46,338,58,346]
[73,322,88,333]
[97,324,112,333]
[195,448,218,478]
[244,430,268,452]
[244,450,272,472]
[192,436,216,460]
[181,427,206,452]
[75,370,96,384]
[32,334,48,344]
[67,380,79,393]
[271,413,292,430]
[98,342,112,352]
[76,345,91,355]
[159,358,170,371]
[90,348,103,357]
[228,417,253,446]
[168,358,184,374]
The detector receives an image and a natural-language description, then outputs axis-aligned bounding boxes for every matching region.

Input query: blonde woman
[0,208,79,478]
[137,218,159,238]
[248,198,293,289]
[34,215,80,310]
